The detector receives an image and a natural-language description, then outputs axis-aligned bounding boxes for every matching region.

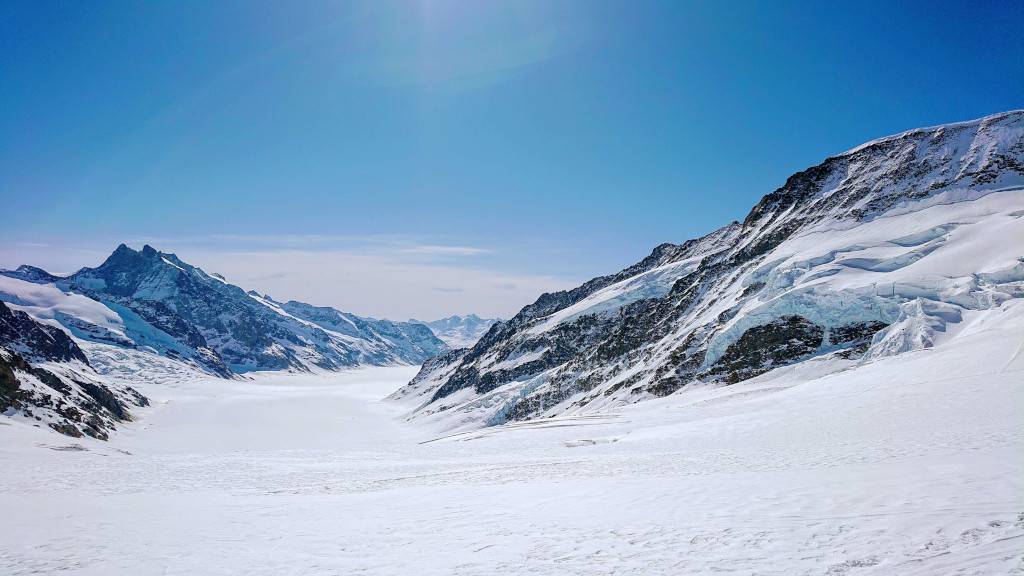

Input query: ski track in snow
[1,302,1023,575]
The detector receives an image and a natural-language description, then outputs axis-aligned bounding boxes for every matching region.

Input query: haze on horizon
[2,0,1021,319]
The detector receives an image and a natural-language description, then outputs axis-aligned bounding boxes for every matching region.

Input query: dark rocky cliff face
[0,302,148,440]
[396,110,1024,428]
[0,301,90,365]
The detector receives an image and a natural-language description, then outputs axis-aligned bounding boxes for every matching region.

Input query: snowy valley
[2,307,1022,574]
[1,111,1023,575]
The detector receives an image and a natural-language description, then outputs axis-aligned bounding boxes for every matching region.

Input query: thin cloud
[401,245,491,256]
[244,271,289,282]
[123,234,491,259]
[180,249,575,319]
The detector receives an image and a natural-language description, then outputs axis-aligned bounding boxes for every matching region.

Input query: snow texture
[0,299,1021,574]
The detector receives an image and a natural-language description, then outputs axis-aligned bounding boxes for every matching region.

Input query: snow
[160,257,187,273]
[838,108,1022,157]
[1,299,1022,575]
[700,188,1024,368]
[528,255,703,335]
[485,346,548,371]
[0,276,126,339]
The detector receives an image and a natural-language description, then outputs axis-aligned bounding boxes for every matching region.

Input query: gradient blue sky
[2,1,1022,318]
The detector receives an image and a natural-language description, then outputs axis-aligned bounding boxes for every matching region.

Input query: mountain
[392,110,1024,430]
[0,301,149,440]
[1,245,445,376]
[410,315,501,349]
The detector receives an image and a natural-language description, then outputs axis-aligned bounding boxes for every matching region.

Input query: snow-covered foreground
[2,304,1023,575]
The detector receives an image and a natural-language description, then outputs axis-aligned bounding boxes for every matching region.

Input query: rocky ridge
[394,110,1024,430]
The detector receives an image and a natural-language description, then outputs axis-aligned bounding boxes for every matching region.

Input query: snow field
[1,300,1022,574]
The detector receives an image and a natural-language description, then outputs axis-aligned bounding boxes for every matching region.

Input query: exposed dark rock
[78,381,130,421]
[831,320,888,358]
[708,316,825,383]
[0,350,29,412]
[740,282,766,298]
[0,301,90,365]
[49,420,83,438]
[31,367,71,395]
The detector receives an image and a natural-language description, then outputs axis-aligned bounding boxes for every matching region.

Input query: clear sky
[2,1,1022,319]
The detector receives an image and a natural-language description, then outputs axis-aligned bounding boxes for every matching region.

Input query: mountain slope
[0,301,149,440]
[410,315,501,348]
[1,245,446,376]
[393,110,1024,430]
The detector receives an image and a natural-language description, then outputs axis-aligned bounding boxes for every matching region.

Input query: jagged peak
[95,243,192,273]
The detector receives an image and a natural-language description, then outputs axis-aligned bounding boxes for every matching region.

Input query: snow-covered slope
[1,245,446,376]
[0,301,149,439]
[410,314,501,348]
[394,110,1024,431]
[3,301,1022,574]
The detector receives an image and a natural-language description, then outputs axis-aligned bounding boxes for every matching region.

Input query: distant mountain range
[0,244,447,377]
[410,315,500,349]
[392,110,1024,430]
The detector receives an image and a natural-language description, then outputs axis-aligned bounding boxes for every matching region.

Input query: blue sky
[2,1,1022,318]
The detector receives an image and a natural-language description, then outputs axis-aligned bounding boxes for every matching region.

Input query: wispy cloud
[400,245,491,256]
[123,233,491,258]
[183,249,574,319]
[245,271,290,282]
